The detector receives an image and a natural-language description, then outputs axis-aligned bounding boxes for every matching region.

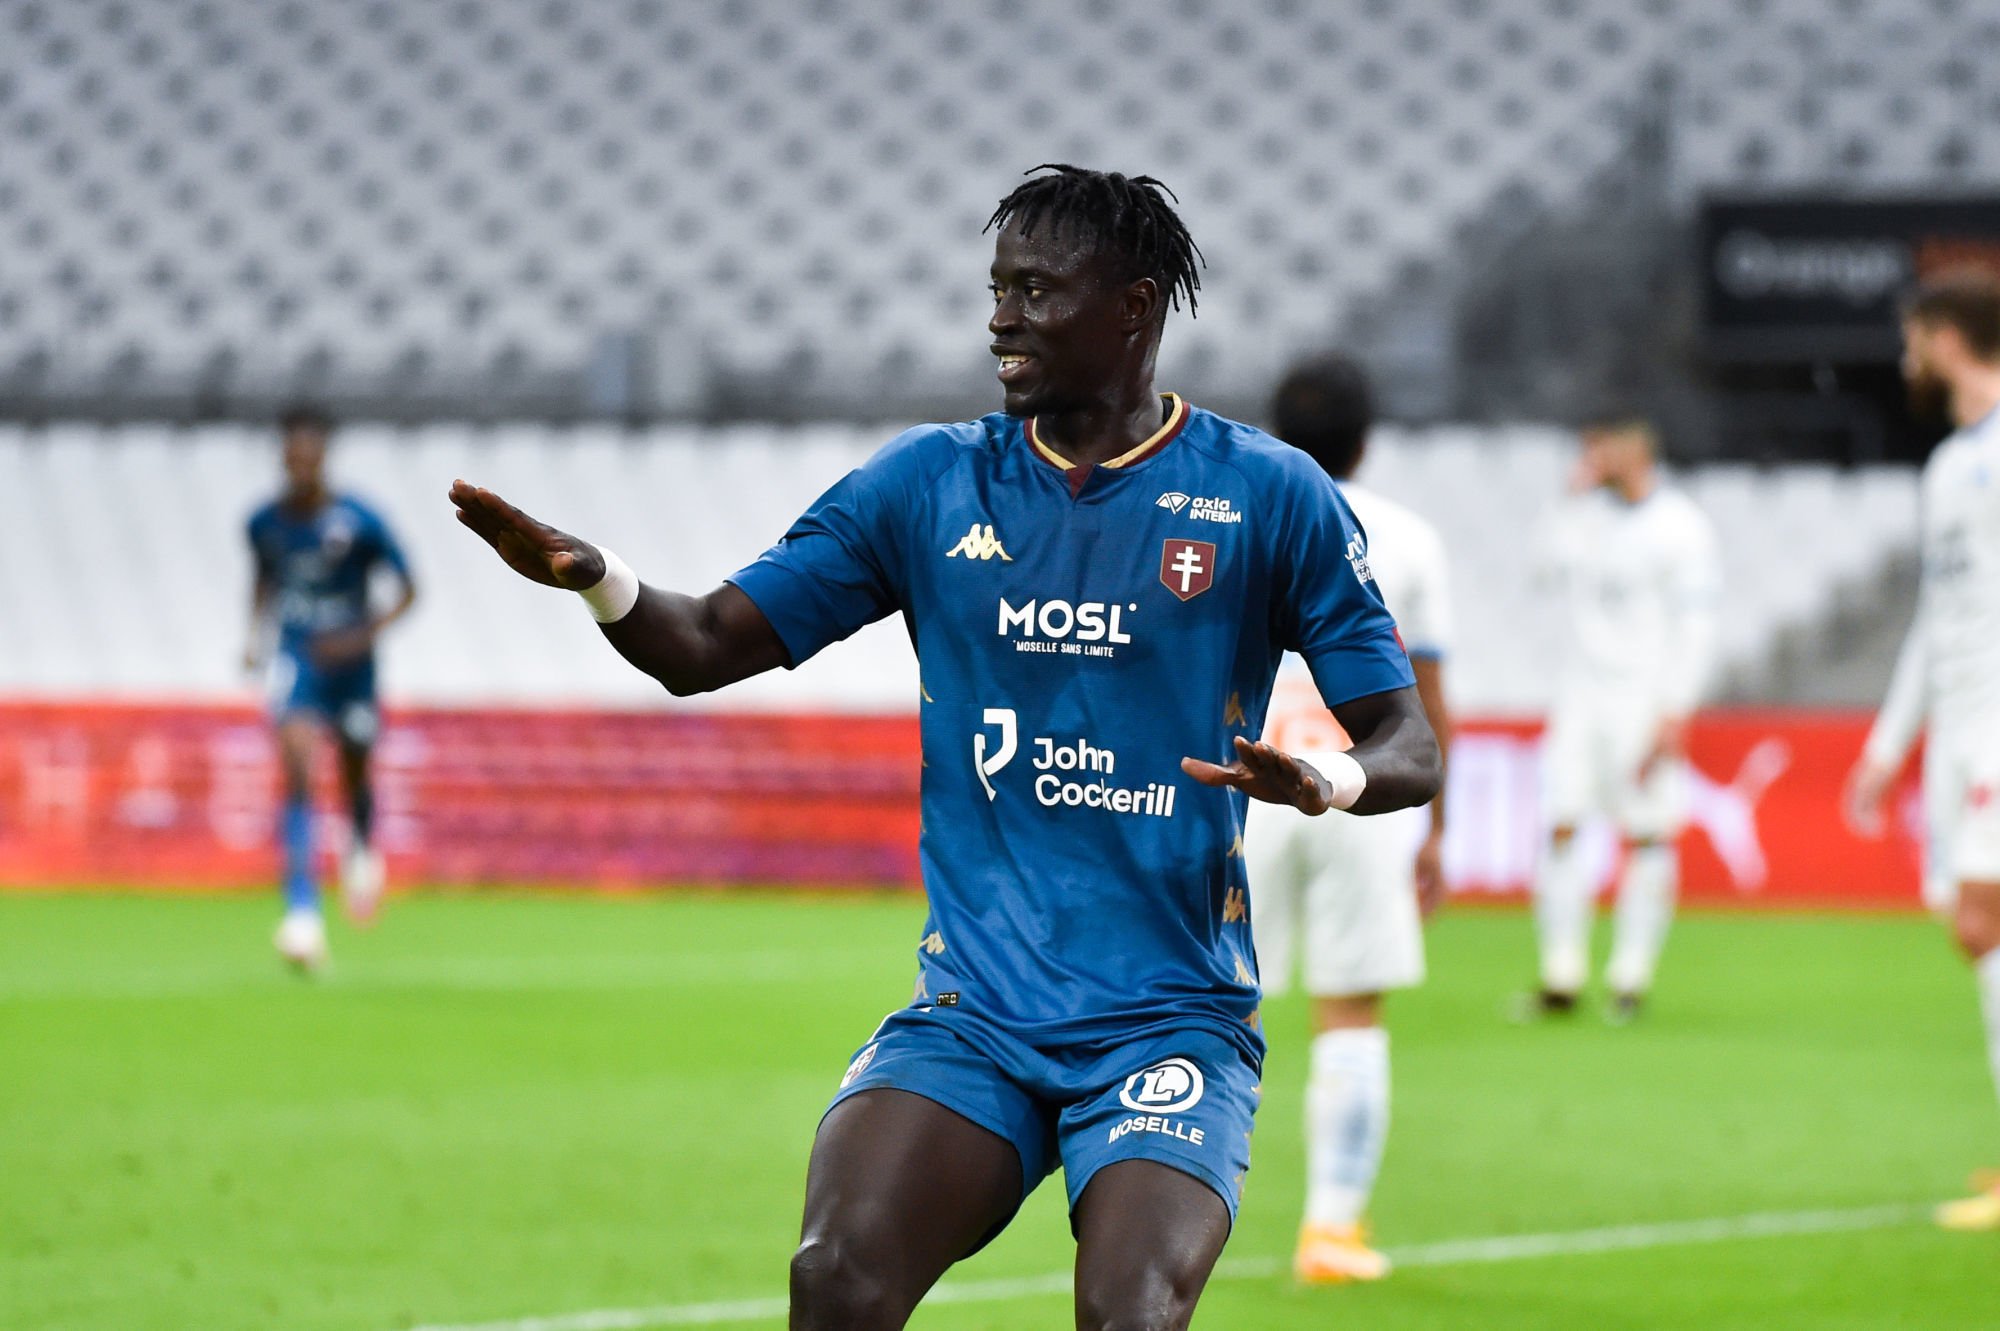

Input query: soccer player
[1845,270,2000,1232]
[450,165,1441,1329]
[245,405,416,970]
[1525,413,1719,1022]
[1249,354,1453,1283]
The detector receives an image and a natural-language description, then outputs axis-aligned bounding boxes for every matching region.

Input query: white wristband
[578,547,641,623]
[1320,750,1367,811]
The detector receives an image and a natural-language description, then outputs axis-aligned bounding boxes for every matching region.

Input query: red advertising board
[0,702,1927,907]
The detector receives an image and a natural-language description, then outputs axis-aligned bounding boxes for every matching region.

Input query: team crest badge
[1160,540,1216,601]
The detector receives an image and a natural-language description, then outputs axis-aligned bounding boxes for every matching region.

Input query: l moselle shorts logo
[1119,1057,1205,1113]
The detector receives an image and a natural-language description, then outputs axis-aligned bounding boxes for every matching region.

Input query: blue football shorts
[827,1004,1260,1228]
[269,647,379,746]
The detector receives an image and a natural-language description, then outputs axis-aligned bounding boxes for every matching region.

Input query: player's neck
[282,483,331,514]
[1033,384,1168,470]
[1611,468,1657,504]
[1950,369,2000,429]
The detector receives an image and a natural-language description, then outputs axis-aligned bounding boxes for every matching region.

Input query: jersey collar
[1028,393,1189,475]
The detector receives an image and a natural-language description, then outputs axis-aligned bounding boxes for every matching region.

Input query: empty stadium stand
[0,423,1920,712]
[0,0,1837,416]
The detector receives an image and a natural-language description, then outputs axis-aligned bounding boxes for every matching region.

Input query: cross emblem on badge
[1161,539,1216,601]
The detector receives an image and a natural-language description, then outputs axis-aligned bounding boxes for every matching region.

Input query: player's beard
[1906,366,1952,423]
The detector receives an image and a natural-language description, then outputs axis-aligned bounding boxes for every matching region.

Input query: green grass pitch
[2,891,1994,1330]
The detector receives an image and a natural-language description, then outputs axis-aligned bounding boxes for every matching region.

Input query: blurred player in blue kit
[450,166,1440,1329]
[245,406,416,970]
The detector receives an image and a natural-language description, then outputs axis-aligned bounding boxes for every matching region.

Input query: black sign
[1700,197,2000,362]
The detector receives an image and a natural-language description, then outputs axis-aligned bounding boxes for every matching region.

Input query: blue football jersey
[730,396,1412,1062]
[247,495,409,652]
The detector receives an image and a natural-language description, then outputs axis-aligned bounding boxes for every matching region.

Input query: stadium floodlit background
[2,1,1996,1327]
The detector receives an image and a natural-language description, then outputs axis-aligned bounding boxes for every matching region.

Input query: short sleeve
[362,503,411,578]
[1276,465,1416,707]
[727,427,940,668]
[247,510,276,581]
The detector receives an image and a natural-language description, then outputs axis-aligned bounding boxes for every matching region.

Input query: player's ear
[1121,277,1161,335]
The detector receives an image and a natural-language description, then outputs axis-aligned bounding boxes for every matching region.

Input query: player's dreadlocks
[985,164,1203,318]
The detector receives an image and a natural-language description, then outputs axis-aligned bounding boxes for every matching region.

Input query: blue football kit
[248,494,410,745]
[730,395,1412,1220]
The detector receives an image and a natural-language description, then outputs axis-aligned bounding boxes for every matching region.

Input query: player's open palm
[449,480,605,591]
[1182,736,1333,815]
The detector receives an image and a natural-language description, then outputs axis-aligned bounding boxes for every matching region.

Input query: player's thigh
[1058,1029,1259,1234]
[273,713,320,787]
[1072,1160,1231,1331]
[1301,810,1425,997]
[1540,701,1603,831]
[796,1088,1024,1310]
[1610,708,1685,841]
[1922,738,1967,914]
[1947,733,2000,953]
[796,1009,1049,1310]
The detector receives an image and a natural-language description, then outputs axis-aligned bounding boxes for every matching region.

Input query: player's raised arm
[448,480,789,696]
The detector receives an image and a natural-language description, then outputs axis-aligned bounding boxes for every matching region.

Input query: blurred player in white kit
[1525,412,1720,1023]
[1845,271,2000,1232]
[1250,355,1454,1283]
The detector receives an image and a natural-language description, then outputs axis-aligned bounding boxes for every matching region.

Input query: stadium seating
[0,0,1683,412]
[0,423,1919,712]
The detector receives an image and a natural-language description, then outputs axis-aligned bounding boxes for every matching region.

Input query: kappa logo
[947,523,1012,561]
[1156,492,1191,514]
[1118,1057,1206,1114]
[1161,540,1217,601]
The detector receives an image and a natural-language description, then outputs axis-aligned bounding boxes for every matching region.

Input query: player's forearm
[1863,608,1928,768]
[1332,688,1442,815]
[370,581,418,635]
[1411,657,1451,831]
[598,582,789,697]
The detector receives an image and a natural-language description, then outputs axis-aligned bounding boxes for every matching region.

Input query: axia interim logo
[997,597,1135,659]
[1157,492,1242,524]
[947,523,1012,561]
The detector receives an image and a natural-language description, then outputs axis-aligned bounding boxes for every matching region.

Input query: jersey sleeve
[246,510,276,583]
[1274,464,1416,708]
[360,502,412,579]
[726,427,939,668]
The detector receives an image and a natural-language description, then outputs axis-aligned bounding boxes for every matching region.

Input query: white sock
[1979,948,2000,1114]
[1304,1027,1390,1229]
[1534,837,1592,994]
[1607,844,1679,997]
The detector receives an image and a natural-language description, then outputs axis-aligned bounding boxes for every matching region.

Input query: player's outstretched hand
[1182,736,1334,815]
[1843,756,1895,838]
[1413,830,1447,918]
[448,480,606,590]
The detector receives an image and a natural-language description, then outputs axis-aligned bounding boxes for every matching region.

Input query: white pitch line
[402,1200,1934,1331]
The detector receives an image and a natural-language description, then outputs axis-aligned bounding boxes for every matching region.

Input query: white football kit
[1251,483,1449,997]
[1864,406,2000,910]
[1540,486,1721,839]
